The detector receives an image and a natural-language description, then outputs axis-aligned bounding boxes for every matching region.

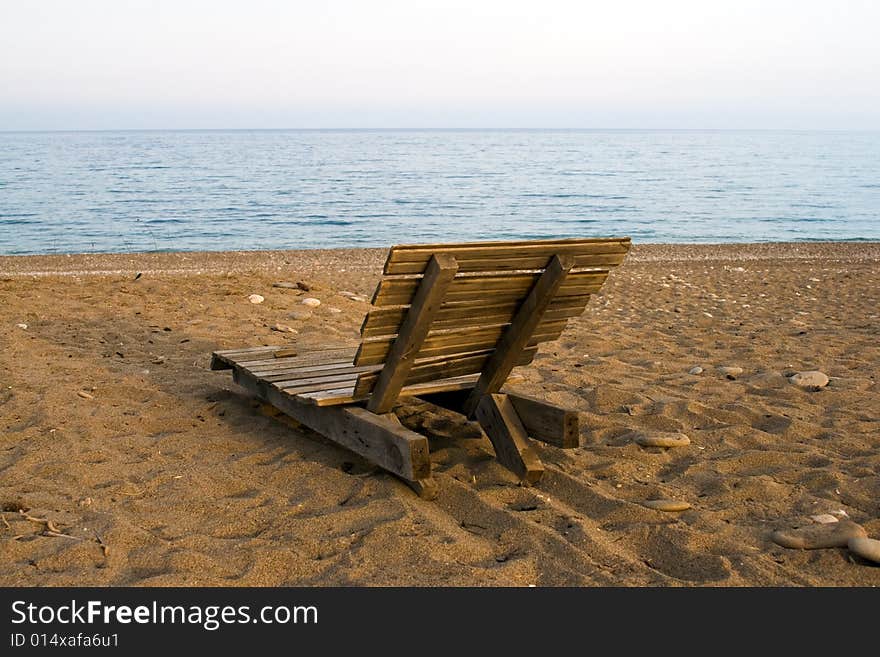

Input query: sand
[1,242,878,586]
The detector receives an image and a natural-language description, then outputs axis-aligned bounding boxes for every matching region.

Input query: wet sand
[1,242,879,586]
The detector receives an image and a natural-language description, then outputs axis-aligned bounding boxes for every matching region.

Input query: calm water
[0,130,878,255]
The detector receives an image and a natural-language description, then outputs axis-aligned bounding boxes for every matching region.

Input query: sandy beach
[1,242,878,586]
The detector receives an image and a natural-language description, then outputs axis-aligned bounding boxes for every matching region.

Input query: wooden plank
[355,320,565,366]
[387,250,627,275]
[231,368,431,481]
[354,346,536,397]
[360,296,590,338]
[473,393,544,484]
[294,371,526,407]
[257,362,379,382]
[234,347,356,368]
[371,270,607,307]
[506,392,580,448]
[384,237,631,274]
[366,253,459,413]
[463,254,574,417]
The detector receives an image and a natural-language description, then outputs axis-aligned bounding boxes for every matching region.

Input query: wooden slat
[367,253,459,413]
[386,250,627,275]
[360,295,590,338]
[355,319,567,366]
[256,362,379,382]
[248,360,365,378]
[384,237,631,275]
[463,254,574,416]
[354,346,536,398]
[371,270,607,307]
[234,347,356,368]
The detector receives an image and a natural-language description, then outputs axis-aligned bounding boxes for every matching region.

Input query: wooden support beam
[232,369,431,482]
[463,254,574,417]
[506,392,580,448]
[474,393,544,484]
[366,253,459,414]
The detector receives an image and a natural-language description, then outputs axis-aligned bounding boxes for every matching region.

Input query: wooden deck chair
[211,237,631,497]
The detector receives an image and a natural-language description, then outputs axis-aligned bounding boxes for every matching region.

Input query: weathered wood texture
[383,237,630,274]
[462,254,574,416]
[506,392,580,448]
[473,393,544,484]
[367,254,459,414]
[232,368,431,481]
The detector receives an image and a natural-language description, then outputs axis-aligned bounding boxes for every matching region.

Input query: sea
[0,129,877,255]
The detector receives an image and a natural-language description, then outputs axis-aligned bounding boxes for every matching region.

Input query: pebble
[847,537,880,564]
[272,281,299,289]
[301,298,321,307]
[689,366,703,375]
[771,520,866,549]
[76,390,94,400]
[789,371,829,390]
[810,514,839,524]
[287,309,313,321]
[718,366,743,379]
[247,294,264,304]
[328,308,342,314]
[16,323,27,329]
[271,324,296,333]
[634,432,691,448]
[150,356,166,364]
[644,499,691,512]
[348,295,369,302]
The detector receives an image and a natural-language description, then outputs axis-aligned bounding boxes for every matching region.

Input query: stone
[328,308,342,314]
[810,514,839,524]
[718,366,743,379]
[77,390,94,400]
[643,499,691,512]
[634,432,691,448]
[247,294,264,304]
[789,371,829,390]
[771,520,866,549]
[848,537,880,564]
[301,298,321,307]
[689,366,703,375]
[271,324,296,333]
[272,281,299,289]
[16,323,27,329]
[287,308,313,321]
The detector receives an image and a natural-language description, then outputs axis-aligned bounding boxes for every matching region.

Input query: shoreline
[2,242,880,278]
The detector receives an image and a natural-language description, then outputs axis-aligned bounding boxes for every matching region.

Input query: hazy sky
[2,0,879,130]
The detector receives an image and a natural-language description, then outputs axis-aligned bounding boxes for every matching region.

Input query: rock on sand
[301,298,321,307]
[634,432,691,448]
[771,520,866,549]
[789,371,829,390]
[643,499,691,512]
[718,366,743,379]
[247,294,264,304]
[689,366,703,375]
[847,537,880,564]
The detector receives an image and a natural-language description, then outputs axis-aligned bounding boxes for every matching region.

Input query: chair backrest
[352,237,631,410]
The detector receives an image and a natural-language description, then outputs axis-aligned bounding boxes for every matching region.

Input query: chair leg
[473,393,545,484]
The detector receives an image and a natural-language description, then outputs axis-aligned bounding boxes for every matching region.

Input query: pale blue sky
[2,0,879,130]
